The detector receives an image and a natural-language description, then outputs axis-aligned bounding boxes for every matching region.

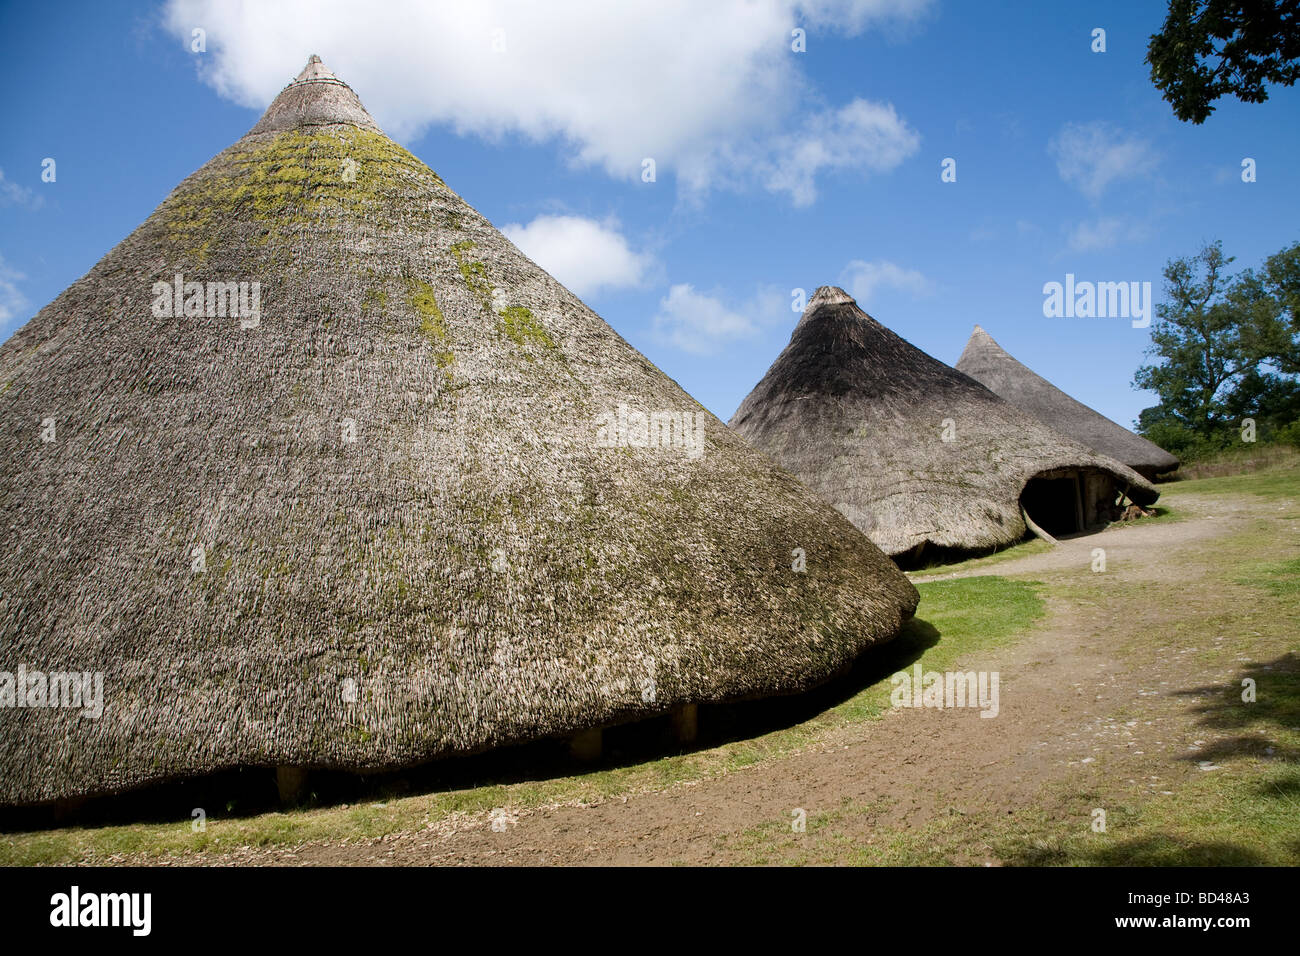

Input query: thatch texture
[729,288,1159,557]
[0,60,918,807]
[956,325,1180,479]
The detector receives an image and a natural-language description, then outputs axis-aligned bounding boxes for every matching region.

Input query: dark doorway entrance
[1021,475,1081,537]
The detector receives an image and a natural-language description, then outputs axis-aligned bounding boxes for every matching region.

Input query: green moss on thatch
[500,305,555,353]
[448,241,555,357]
[160,127,432,258]
[449,239,493,305]
[406,279,454,369]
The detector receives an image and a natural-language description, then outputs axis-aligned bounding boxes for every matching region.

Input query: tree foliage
[1147,0,1300,123]
[1135,240,1300,456]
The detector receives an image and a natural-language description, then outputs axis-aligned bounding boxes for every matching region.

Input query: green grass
[911,577,1044,647]
[1164,455,1299,500]
[0,577,1043,865]
[1171,443,1299,481]
[1238,557,1300,598]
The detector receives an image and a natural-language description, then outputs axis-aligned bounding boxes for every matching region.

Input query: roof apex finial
[292,54,336,85]
[250,54,381,134]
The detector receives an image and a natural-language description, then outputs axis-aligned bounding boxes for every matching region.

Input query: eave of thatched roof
[0,62,917,807]
[956,325,1179,477]
[729,287,1159,557]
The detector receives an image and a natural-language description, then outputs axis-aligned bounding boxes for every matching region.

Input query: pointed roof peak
[249,55,381,135]
[961,324,1011,361]
[793,284,878,336]
[955,325,1179,475]
[969,323,1004,346]
[292,54,339,85]
[810,285,855,308]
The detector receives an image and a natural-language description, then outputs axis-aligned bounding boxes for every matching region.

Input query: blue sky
[2,0,1298,430]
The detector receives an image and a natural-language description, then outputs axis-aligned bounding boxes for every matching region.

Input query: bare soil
[129,490,1293,865]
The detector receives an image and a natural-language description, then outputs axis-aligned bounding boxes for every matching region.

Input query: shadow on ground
[1003,835,1269,866]
[1174,653,1300,764]
[0,618,943,833]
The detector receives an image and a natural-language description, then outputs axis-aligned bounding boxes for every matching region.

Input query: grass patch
[911,577,1044,648]
[1237,557,1300,598]
[1164,456,1299,500]
[1171,443,1299,482]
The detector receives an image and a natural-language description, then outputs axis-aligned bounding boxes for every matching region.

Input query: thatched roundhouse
[0,59,918,807]
[956,325,1179,479]
[729,287,1160,561]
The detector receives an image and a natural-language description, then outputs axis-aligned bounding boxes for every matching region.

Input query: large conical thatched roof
[729,288,1159,558]
[956,325,1180,479]
[0,59,917,807]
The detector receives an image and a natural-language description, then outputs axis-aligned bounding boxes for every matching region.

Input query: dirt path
[910,493,1256,583]
[146,488,1279,866]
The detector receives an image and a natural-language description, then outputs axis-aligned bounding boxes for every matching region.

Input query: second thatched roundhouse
[729,287,1159,561]
[956,325,1180,479]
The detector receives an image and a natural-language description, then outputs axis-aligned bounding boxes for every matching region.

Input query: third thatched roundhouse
[956,325,1180,479]
[729,287,1159,561]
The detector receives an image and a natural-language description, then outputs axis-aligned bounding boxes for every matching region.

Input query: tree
[1134,241,1300,454]
[1135,242,1247,438]
[1147,0,1300,123]
[1258,242,1300,369]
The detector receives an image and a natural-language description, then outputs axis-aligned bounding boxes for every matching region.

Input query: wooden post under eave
[276,766,309,805]
[1072,472,1085,532]
[1021,504,1057,545]
[670,703,698,744]
[569,726,602,761]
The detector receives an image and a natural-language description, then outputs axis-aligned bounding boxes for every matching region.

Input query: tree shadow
[1253,770,1300,801]
[1001,656,1300,867]
[1171,652,1300,765]
[1004,835,1268,867]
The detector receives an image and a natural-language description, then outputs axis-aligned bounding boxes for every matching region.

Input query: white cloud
[1049,121,1157,200]
[839,259,933,305]
[0,256,29,333]
[0,168,42,210]
[762,98,920,206]
[501,215,651,297]
[162,0,929,201]
[651,284,786,354]
[1065,216,1149,252]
